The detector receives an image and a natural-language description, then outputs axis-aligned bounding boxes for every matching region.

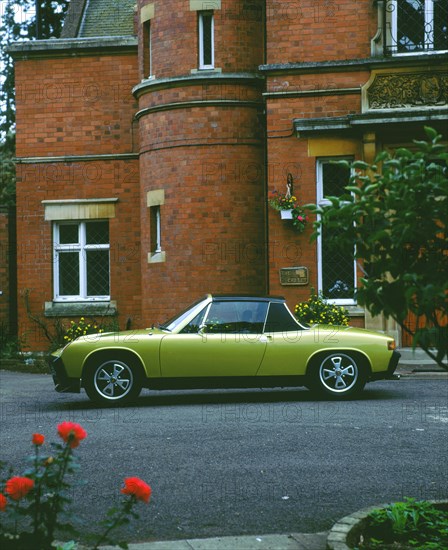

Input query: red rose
[121,477,152,503]
[32,433,45,446]
[0,494,7,511]
[57,422,87,448]
[5,477,34,500]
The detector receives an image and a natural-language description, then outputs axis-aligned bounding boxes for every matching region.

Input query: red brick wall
[266,0,375,64]
[138,0,264,80]
[14,52,141,350]
[136,0,267,325]
[15,55,138,158]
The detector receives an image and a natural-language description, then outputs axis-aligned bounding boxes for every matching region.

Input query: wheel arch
[81,348,146,387]
[305,348,372,378]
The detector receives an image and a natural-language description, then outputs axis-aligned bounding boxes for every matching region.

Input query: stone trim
[133,72,264,98]
[7,37,137,60]
[190,1,221,11]
[147,190,165,207]
[15,153,138,164]
[294,108,448,136]
[259,53,448,75]
[42,198,118,221]
[148,251,166,264]
[135,99,262,120]
[45,300,117,318]
[264,87,360,100]
[141,3,155,23]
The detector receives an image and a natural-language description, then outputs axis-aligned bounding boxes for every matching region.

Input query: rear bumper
[48,355,81,393]
[370,350,401,381]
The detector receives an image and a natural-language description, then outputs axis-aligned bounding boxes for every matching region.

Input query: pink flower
[57,422,87,449]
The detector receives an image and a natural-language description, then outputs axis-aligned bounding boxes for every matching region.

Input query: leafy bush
[294,289,349,326]
[358,498,448,549]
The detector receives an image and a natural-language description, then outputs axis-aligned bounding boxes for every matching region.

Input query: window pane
[265,303,301,333]
[87,249,110,296]
[86,221,109,245]
[397,0,425,52]
[322,162,351,197]
[59,224,79,244]
[201,14,213,66]
[205,301,268,333]
[321,225,355,300]
[59,252,80,295]
[434,0,448,50]
[319,160,355,302]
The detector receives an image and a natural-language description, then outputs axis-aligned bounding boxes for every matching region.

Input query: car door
[160,300,269,378]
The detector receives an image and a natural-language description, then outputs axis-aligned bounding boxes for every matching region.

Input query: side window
[265,303,301,333]
[203,301,268,334]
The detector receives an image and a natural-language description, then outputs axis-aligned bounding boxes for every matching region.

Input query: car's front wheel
[310,352,367,398]
[84,355,142,404]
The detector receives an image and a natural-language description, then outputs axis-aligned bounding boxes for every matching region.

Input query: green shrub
[358,498,448,549]
[294,289,349,326]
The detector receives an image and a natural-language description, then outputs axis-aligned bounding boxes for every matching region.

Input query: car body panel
[159,333,267,377]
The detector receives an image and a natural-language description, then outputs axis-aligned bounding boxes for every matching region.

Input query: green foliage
[294,289,349,326]
[1,1,69,204]
[0,134,16,206]
[63,318,105,344]
[358,498,448,549]
[306,128,448,369]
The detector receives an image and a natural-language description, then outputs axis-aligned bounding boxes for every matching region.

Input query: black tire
[309,352,367,399]
[84,354,142,405]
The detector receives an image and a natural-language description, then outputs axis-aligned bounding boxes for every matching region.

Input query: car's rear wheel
[84,355,142,404]
[310,352,367,398]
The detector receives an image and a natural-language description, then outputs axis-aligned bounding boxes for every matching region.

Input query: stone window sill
[45,301,117,318]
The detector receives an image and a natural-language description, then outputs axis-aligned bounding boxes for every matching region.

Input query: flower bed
[327,499,448,550]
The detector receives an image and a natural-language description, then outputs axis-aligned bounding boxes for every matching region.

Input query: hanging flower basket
[280,209,293,219]
[268,188,308,232]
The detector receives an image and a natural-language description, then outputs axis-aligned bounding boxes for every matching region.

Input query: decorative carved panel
[363,70,448,111]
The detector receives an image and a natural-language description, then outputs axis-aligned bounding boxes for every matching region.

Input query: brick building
[9,0,448,351]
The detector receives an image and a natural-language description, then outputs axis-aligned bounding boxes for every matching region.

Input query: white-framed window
[198,11,214,69]
[53,220,110,301]
[386,0,448,54]
[144,19,153,77]
[151,205,162,254]
[316,159,357,305]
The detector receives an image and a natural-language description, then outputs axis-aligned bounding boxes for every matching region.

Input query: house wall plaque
[280,267,309,286]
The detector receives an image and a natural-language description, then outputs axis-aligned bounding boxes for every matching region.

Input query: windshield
[159,297,209,332]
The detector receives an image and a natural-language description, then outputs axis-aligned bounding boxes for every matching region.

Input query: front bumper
[370,350,401,381]
[48,354,81,393]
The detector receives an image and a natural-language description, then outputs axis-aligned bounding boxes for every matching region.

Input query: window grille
[384,0,448,54]
[199,12,214,69]
[317,160,357,304]
[54,221,110,301]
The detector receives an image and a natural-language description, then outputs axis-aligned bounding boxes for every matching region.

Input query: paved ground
[1,353,447,549]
